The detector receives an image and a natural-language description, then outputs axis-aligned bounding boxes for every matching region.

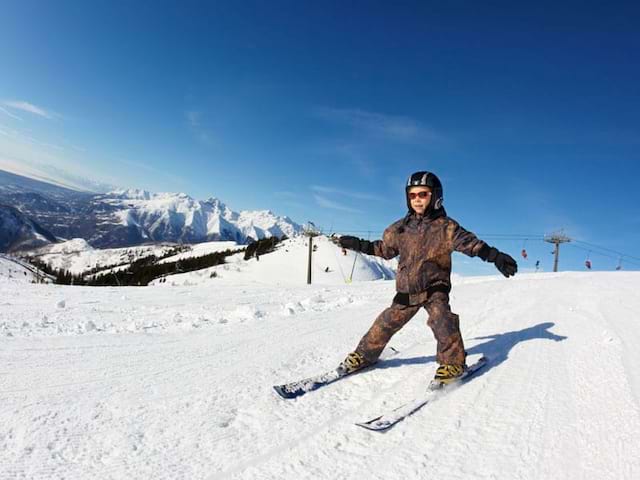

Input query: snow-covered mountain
[102,189,301,245]
[0,169,303,249]
[0,205,57,252]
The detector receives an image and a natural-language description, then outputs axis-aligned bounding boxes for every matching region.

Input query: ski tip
[273,385,298,399]
[355,420,392,432]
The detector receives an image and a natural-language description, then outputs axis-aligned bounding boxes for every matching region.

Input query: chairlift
[616,257,623,271]
[585,251,592,270]
[521,239,528,259]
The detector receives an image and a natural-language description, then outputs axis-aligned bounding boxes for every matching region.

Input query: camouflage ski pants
[354,292,466,366]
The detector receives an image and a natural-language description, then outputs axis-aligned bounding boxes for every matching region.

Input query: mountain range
[0,169,303,252]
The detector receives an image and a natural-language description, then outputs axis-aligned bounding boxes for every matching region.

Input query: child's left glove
[337,235,375,255]
[478,245,518,278]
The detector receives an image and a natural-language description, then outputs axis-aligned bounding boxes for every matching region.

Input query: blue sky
[1,1,639,274]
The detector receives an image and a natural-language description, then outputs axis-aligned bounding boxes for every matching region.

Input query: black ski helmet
[405,171,444,212]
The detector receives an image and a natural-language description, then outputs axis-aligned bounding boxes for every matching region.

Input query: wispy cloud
[0,125,125,192]
[185,110,215,146]
[115,157,188,186]
[186,110,201,127]
[314,194,362,213]
[0,154,118,193]
[272,191,306,210]
[310,185,383,202]
[0,123,65,150]
[0,106,23,121]
[314,107,441,144]
[2,100,56,119]
[273,191,298,199]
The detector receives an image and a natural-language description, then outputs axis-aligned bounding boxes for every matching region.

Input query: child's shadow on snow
[377,322,567,376]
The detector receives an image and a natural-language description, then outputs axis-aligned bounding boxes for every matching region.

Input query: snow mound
[45,238,94,254]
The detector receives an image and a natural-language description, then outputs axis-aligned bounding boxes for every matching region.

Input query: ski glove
[338,235,375,255]
[478,245,518,278]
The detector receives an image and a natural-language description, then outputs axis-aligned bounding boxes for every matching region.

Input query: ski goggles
[408,191,431,200]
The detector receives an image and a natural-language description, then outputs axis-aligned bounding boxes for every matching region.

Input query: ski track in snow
[1,273,640,479]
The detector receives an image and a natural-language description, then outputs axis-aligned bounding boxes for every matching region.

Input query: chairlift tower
[304,222,320,284]
[544,231,572,272]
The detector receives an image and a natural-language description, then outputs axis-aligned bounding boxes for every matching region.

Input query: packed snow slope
[0,254,53,284]
[151,235,396,287]
[1,272,639,479]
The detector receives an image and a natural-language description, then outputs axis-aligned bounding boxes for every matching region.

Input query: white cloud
[2,100,55,119]
[314,107,441,144]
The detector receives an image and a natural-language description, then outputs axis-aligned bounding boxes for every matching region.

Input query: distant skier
[337,171,517,384]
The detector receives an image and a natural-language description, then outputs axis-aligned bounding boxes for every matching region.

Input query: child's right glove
[478,245,518,277]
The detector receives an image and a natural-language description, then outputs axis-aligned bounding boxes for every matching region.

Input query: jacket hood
[404,206,447,225]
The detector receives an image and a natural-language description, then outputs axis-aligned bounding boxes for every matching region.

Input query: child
[338,171,517,384]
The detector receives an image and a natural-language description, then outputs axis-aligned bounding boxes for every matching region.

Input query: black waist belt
[393,284,451,306]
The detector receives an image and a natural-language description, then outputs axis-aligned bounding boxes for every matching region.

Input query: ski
[273,347,399,399]
[355,356,488,431]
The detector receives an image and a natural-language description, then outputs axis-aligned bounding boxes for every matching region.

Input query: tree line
[29,248,243,286]
[244,235,286,260]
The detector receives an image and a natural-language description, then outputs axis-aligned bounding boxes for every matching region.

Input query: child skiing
[337,171,517,385]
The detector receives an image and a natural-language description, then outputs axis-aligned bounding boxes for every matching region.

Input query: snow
[1,269,640,479]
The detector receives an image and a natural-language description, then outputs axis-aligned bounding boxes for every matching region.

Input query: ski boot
[338,351,370,375]
[432,363,467,386]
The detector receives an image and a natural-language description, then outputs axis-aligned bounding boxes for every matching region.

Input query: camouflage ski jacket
[371,211,487,305]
